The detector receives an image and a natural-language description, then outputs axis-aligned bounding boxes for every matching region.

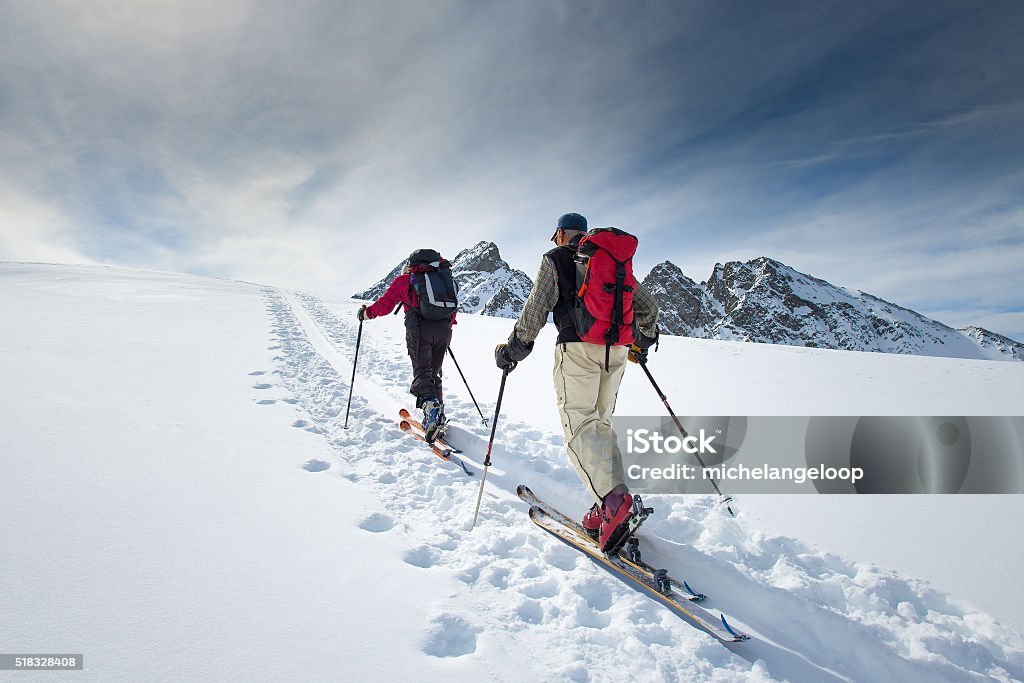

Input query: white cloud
[0,0,1021,333]
[0,192,92,265]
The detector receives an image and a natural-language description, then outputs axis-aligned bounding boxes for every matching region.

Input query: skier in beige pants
[495,212,659,552]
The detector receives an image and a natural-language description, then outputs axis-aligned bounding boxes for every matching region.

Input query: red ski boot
[598,487,653,555]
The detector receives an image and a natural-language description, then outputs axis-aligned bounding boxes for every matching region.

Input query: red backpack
[571,228,638,369]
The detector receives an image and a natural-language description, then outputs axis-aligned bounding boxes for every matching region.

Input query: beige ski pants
[553,342,629,503]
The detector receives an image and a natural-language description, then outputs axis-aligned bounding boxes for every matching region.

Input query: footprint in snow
[403,546,439,568]
[521,577,560,599]
[516,599,544,625]
[256,399,276,405]
[253,383,272,389]
[486,567,511,589]
[302,460,330,472]
[422,614,480,658]
[576,580,614,612]
[249,370,266,376]
[457,565,482,585]
[358,513,395,533]
[519,562,543,580]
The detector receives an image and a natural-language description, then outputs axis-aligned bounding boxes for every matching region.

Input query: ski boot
[422,399,443,443]
[598,486,654,556]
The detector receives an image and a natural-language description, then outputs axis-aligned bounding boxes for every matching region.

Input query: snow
[3,262,1023,682]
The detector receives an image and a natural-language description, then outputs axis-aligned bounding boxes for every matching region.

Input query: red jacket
[364,273,457,324]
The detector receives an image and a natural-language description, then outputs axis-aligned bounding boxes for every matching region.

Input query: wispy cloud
[0,190,92,265]
[0,0,1021,338]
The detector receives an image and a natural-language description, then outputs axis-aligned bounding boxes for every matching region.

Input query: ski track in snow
[259,288,1024,683]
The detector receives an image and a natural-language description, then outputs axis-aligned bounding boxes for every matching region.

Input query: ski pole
[343,315,364,429]
[638,361,736,517]
[472,365,512,528]
[447,347,488,426]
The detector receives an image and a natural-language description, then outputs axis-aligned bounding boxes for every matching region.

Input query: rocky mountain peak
[452,241,505,274]
[645,256,1020,360]
[641,261,719,336]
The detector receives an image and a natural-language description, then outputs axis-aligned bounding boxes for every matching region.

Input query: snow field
[273,291,761,681]
[0,265,488,681]
[3,263,1023,682]
[281,286,1024,682]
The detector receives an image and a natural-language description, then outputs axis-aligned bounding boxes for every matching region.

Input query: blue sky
[1,0,1022,339]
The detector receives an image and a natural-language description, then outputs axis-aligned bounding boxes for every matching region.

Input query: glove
[494,344,517,372]
[627,343,647,364]
[357,304,368,321]
[494,331,534,372]
[628,328,658,364]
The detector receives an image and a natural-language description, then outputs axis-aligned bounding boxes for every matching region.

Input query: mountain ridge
[643,256,1022,361]
[354,245,1021,361]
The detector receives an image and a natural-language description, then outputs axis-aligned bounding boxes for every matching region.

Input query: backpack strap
[406,274,418,318]
[604,259,627,370]
[593,246,633,372]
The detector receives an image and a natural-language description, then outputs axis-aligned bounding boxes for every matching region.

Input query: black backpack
[407,249,459,321]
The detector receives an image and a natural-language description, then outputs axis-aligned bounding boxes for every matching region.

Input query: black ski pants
[405,314,452,408]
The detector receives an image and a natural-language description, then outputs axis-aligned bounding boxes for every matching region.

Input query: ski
[516,485,704,600]
[399,420,473,476]
[527,507,748,643]
[518,487,748,642]
[398,408,462,453]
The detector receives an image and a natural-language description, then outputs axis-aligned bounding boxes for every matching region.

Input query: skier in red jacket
[359,249,459,441]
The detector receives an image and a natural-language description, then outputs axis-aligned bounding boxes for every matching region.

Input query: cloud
[0,0,1022,340]
[0,191,93,265]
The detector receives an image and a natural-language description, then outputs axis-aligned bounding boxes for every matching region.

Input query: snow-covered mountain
[449,241,534,317]
[643,256,1022,361]
[357,246,1019,361]
[353,241,533,318]
[959,325,1024,361]
[640,261,721,338]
